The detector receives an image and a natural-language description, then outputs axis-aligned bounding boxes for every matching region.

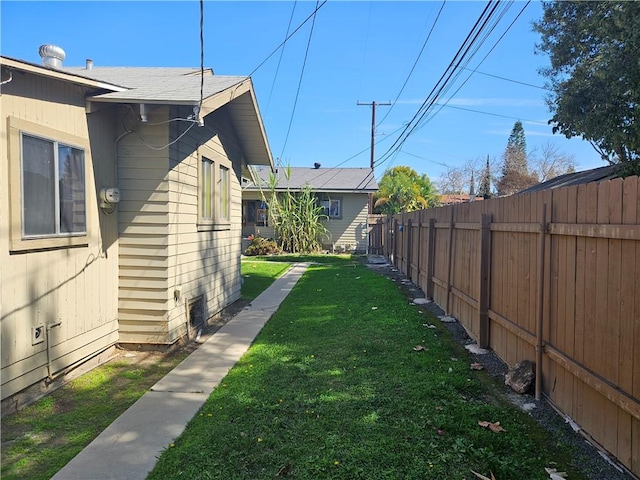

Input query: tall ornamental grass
[258,166,329,254]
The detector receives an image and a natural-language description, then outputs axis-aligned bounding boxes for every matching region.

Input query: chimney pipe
[85,59,94,70]
[39,44,66,68]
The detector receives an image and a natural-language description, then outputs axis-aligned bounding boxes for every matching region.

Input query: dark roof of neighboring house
[517,164,619,195]
[246,166,378,193]
[439,194,484,205]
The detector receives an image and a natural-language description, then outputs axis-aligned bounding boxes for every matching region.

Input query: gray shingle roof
[247,166,378,192]
[517,164,618,194]
[63,66,245,103]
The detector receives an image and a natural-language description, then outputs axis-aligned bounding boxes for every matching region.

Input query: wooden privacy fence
[372,176,640,476]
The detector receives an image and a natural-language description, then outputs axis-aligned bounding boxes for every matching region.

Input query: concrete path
[51,262,309,480]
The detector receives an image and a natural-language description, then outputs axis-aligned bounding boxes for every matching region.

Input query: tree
[497,121,537,195]
[478,155,492,199]
[534,1,640,175]
[469,171,475,197]
[530,141,576,182]
[373,166,438,214]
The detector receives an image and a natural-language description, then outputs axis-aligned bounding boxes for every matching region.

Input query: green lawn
[1,260,289,480]
[147,259,583,480]
[240,259,291,300]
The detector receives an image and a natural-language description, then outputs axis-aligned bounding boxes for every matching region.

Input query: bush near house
[244,236,281,256]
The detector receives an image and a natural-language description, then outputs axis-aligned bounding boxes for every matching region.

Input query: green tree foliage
[497,121,538,195]
[534,1,640,175]
[373,166,438,214]
[478,155,492,199]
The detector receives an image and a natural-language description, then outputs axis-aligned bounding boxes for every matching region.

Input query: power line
[462,66,548,90]
[247,1,327,79]
[279,1,321,160]
[434,102,547,124]
[377,0,447,127]
[266,1,298,115]
[375,0,502,167]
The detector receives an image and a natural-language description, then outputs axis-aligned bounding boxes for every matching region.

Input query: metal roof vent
[39,44,66,68]
[314,162,321,169]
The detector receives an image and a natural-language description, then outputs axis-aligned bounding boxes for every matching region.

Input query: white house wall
[0,73,120,401]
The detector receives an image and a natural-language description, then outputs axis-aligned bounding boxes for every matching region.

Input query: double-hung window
[8,117,90,252]
[198,146,232,230]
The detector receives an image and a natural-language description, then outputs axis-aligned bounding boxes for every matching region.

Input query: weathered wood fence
[369,177,640,476]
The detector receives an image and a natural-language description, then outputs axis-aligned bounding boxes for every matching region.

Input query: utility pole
[358,100,390,212]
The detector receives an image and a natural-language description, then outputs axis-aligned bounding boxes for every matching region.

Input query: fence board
[371,176,640,476]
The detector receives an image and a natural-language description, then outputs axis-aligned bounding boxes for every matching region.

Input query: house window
[21,134,86,237]
[8,116,90,252]
[201,157,214,221]
[319,198,341,219]
[219,164,230,222]
[197,145,232,231]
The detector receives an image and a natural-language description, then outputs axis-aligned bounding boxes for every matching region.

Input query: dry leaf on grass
[478,420,506,433]
[413,345,427,352]
[544,467,568,479]
[470,362,484,370]
[471,470,497,480]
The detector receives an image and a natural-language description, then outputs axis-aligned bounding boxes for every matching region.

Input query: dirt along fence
[369,177,640,477]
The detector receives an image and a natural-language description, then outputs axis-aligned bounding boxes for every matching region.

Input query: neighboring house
[242,166,378,253]
[438,194,484,205]
[517,164,618,194]
[0,46,273,408]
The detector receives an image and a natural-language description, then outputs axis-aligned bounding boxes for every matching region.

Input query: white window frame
[319,197,342,219]
[8,116,91,252]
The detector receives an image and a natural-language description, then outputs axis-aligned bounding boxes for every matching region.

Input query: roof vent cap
[39,44,66,68]
[314,162,321,169]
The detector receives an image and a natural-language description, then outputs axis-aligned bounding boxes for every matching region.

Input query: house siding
[117,107,171,344]
[322,193,369,252]
[117,105,243,344]
[165,106,242,342]
[0,72,119,400]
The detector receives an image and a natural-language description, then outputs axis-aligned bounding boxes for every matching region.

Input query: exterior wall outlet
[32,324,45,345]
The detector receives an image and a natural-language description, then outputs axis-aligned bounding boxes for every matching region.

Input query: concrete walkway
[51,262,309,480]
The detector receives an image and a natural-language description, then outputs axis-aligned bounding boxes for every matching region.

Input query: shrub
[244,236,280,256]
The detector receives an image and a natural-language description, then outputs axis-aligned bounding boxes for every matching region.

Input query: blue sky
[1,1,607,182]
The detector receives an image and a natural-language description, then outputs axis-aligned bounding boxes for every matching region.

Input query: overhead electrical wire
[404,0,530,140]
[374,0,502,167]
[377,0,447,127]
[375,0,533,170]
[266,1,298,116]
[461,66,548,90]
[247,1,327,79]
[278,0,321,161]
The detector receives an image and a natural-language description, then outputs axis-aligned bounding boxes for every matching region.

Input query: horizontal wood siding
[322,193,369,253]
[117,107,171,343]
[1,73,119,399]
[165,106,243,341]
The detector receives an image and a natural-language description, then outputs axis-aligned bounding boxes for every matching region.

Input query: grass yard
[240,259,291,300]
[147,258,583,480]
[0,259,287,480]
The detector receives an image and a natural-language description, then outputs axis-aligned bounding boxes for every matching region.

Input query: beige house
[242,166,378,253]
[0,47,273,408]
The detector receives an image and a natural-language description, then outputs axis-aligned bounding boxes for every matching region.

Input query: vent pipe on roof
[85,59,94,70]
[39,44,66,68]
[314,162,321,169]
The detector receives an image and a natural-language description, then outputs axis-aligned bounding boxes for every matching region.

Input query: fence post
[426,218,436,300]
[406,218,413,280]
[416,214,422,289]
[535,204,548,401]
[478,214,492,348]
[445,208,455,314]
[393,218,398,267]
